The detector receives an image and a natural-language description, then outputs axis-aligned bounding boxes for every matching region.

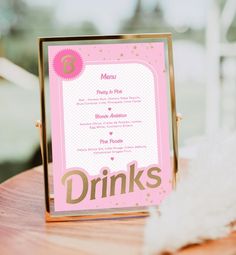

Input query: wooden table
[0,164,236,255]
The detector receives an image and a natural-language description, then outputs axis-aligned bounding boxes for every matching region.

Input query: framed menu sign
[37,33,178,222]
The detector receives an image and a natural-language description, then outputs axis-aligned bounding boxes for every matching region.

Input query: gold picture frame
[37,33,179,222]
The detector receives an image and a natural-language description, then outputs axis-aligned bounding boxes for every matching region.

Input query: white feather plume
[144,133,236,254]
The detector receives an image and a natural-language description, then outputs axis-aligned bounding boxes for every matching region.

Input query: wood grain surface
[0,164,235,255]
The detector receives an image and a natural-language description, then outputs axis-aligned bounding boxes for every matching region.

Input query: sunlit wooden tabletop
[0,163,236,255]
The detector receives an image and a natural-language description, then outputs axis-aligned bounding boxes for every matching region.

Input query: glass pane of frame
[38,34,177,221]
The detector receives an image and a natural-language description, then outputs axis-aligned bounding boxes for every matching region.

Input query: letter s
[146,167,161,188]
[61,170,88,204]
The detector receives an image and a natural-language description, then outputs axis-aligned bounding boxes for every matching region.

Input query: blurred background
[0,0,236,182]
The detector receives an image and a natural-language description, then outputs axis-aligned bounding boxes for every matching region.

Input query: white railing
[205,0,236,134]
[0,58,38,90]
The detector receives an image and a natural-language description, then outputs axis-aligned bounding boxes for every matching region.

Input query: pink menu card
[48,42,172,212]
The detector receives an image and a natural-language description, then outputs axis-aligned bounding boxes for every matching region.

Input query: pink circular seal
[53,49,83,79]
